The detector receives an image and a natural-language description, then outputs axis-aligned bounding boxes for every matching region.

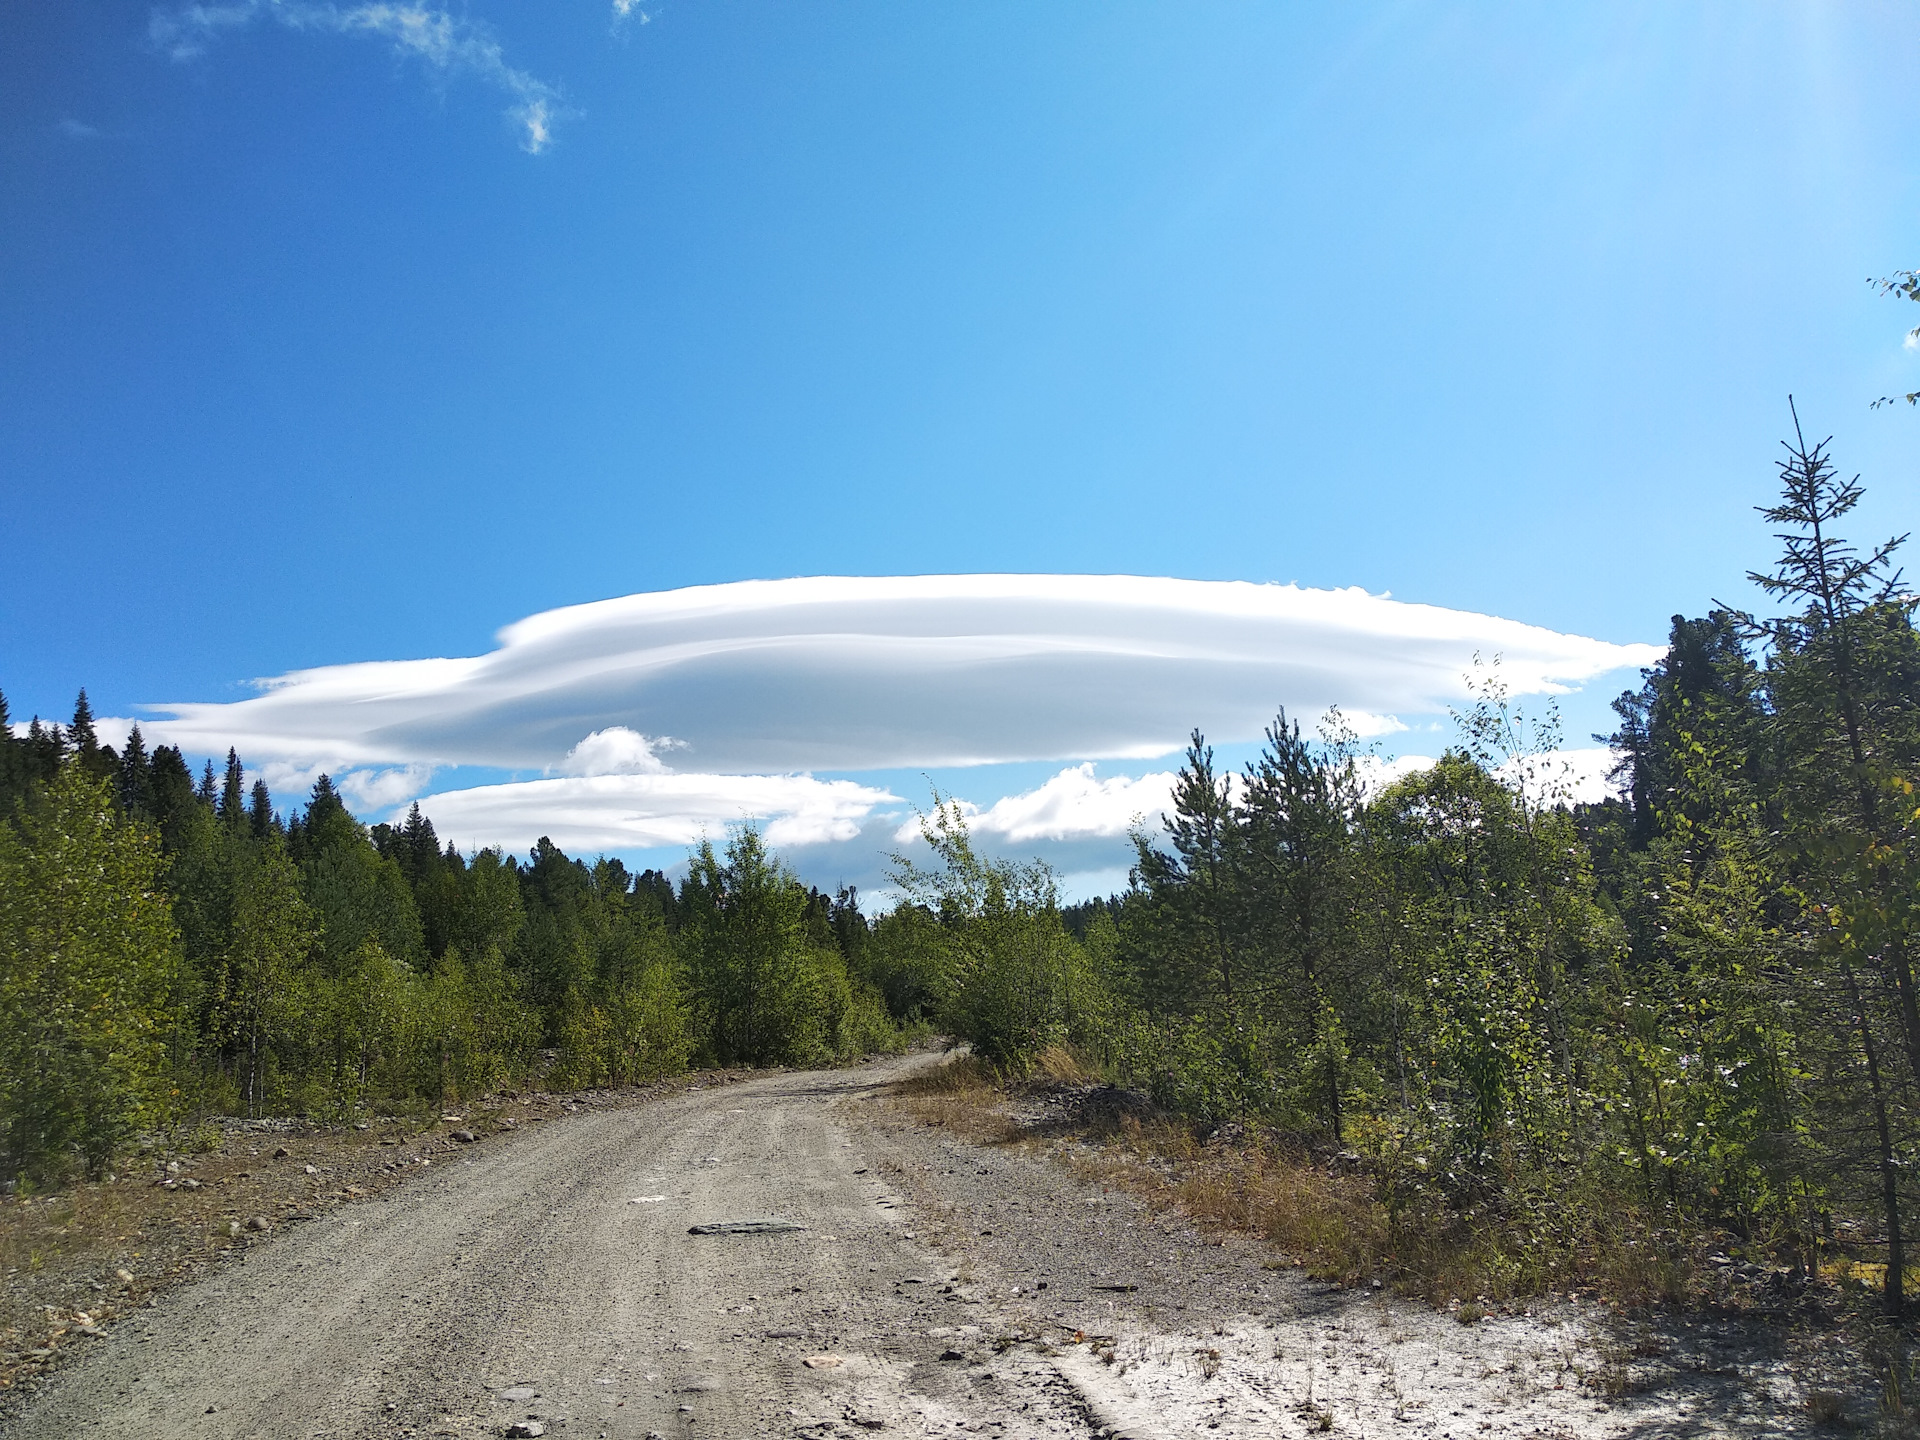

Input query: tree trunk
[1844,960,1905,1318]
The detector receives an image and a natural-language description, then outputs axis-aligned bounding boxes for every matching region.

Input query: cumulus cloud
[894,764,1178,846]
[336,763,437,811]
[140,575,1662,777]
[559,726,677,776]
[1357,746,1624,806]
[149,0,563,153]
[416,772,898,855]
[1502,746,1623,806]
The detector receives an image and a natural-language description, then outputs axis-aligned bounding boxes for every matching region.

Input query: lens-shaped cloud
[416,772,898,855]
[142,575,1662,775]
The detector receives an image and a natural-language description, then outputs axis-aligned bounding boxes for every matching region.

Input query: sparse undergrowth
[892,1047,1862,1321]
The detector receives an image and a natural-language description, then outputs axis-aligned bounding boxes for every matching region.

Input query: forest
[3,419,1917,1315]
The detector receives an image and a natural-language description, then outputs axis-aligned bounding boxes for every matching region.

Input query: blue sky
[4,2,1918,896]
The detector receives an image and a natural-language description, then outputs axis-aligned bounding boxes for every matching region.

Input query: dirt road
[0,1054,1843,1438]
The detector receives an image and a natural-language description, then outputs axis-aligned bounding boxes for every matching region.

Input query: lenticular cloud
[142,575,1661,775]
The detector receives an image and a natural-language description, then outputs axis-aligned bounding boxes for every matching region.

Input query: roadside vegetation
[0,733,904,1187]
[890,414,1920,1329]
[3,411,1918,1350]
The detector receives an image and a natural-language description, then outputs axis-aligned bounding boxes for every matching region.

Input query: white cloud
[1500,745,1623,806]
[336,763,437,811]
[559,726,677,776]
[1358,746,1624,806]
[8,715,137,749]
[611,0,651,26]
[893,763,1178,846]
[1355,752,1442,794]
[149,1,564,153]
[257,758,332,801]
[58,118,102,139]
[140,575,1663,777]
[972,764,1177,842]
[416,772,898,855]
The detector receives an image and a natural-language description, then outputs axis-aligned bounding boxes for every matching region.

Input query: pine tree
[26,718,65,785]
[0,690,28,814]
[1240,710,1359,1141]
[147,746,198,847]
[248,779,275,839]
[218,749,247,832]
[1737,403,1920,1317]
[118,723,154,820]
[68,691,97,761]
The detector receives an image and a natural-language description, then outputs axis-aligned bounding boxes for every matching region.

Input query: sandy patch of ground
[857,1066,1882,1437]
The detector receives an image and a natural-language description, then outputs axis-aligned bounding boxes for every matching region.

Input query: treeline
[0,715,902,1183]
[882,421,1920,1314]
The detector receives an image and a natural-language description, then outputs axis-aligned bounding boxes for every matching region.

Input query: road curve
[4,1052,1099,1440]
[3,1052,1832,1440]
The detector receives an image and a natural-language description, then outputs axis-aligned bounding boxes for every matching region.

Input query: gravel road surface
[0,1053,1841,1438]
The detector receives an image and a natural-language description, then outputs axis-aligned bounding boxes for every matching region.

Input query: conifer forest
[5,420,1919,1319]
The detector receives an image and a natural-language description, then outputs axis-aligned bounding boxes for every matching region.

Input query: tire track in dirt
[1,1056,1102,1440]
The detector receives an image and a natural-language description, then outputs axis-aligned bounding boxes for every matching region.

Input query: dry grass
[1030,1045,1096,1084]
[1060,1116,1396,1286]
[885,1056,1788,1312]
[889,1052,1023,1143]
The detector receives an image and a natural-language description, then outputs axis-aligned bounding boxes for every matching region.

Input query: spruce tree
[1738,404,1920,1317]
[118,724,154,820]
[248,779,275,839]
[26,718,65,784]
[147,746,197,847]
[0,690,27,814]
[219,749,247,832]
[67,690,97,760]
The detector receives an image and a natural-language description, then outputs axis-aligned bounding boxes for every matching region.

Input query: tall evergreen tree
[248,779,275,839]
[1735,406,1920,1316]
[0,690,28,814]
[26,718,65,785]
[148,745,198,847]
[70,690,117,787]
[118,723,154,820]
[218,749,247,831]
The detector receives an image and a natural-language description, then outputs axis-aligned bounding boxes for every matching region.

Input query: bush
[0,770,182,1181]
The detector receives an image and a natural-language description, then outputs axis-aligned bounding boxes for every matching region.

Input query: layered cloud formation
[128,575,1661,866]
[418,773,897,855]
[145,575,1659,776]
